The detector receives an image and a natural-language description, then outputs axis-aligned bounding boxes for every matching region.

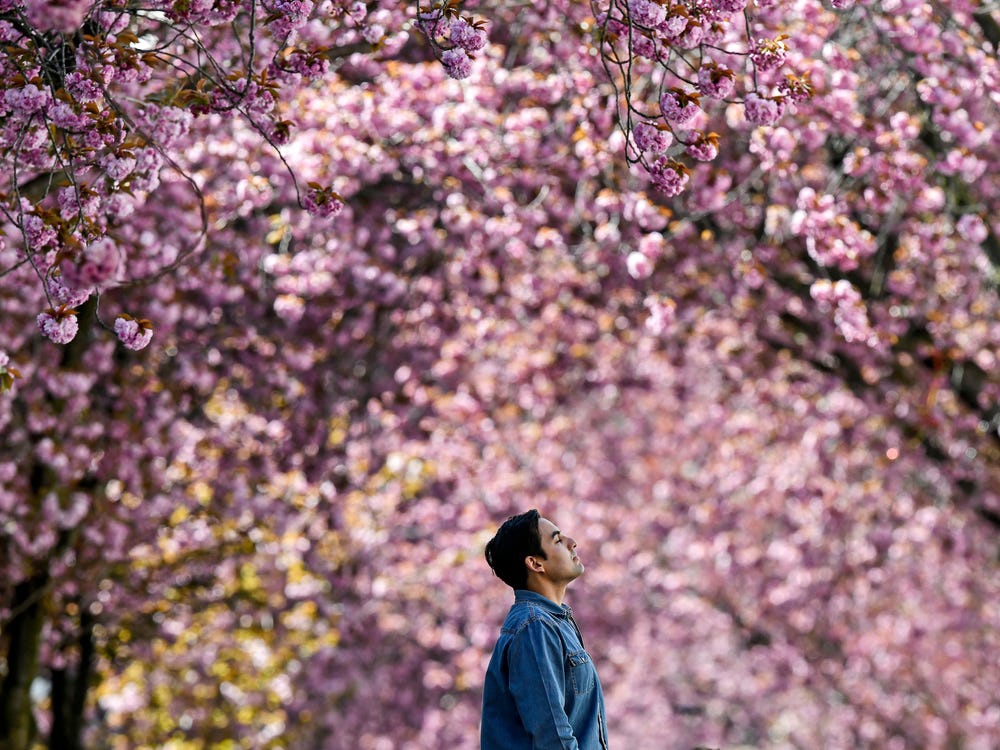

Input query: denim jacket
[481,590,609,750]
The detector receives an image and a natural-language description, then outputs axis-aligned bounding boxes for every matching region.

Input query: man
[481,509,610,750]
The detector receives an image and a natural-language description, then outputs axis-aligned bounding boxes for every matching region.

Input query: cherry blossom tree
[1,0,998,749]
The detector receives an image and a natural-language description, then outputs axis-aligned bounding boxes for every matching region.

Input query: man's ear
[525,556,544,574]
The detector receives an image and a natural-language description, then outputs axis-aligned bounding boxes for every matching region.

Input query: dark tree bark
[0,574,48,750]
[49,611,96,750]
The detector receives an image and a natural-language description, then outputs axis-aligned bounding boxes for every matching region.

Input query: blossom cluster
[809,279,879,347]
[790,188,877,272]
[749,36,789,72]
[416,4,490,80]
[37,309,80,345]
[61,238,121,290]
[602,0,819,196]
[648,157,690,197]
[22,0,91,34]
[744,92,785,126]
[303,184,345,218]
[113,315,154,351]
[2,0,411,349]
[625,231,667,281]
[633,121,673,153]
[263,0,315,37]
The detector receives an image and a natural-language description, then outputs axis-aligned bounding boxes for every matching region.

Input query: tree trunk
[49,611,95,750]
[0,574,48,750]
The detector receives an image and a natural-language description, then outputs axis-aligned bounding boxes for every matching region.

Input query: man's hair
[485,509,546,590]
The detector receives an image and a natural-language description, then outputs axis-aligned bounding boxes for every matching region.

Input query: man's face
[535,517,585,582]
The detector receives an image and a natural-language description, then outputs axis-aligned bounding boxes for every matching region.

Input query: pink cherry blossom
[628,0,667,28]
[362,23,385,44]
[809,279,879,346]
[450,18,487,52]
[113,316,153,351]
[303,185,345,217]
[4,83,50,115]
[744,92,785,125]
[955,214,987,243]
[22,0,91,34]
[643,294,676,334]
[23,214,58,249]
[37,310,79,344]
[686,133,720,161]
[263,0,313,37]
[711,0,747,13]
[749,36,789,72]
[61,238,121,289]
[46,275,92,308]
[659,89,701,124]
[633,121,672,153]
[441,48,473,80]
[626,250,653,279]
[63,72,103,103]
[100,153,138,181]
[648,157,690,196]
[697,63,736,99]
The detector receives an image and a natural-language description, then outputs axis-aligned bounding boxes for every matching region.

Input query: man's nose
[567,536,577,550]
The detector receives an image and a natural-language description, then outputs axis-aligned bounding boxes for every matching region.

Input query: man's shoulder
[501,598,561,636]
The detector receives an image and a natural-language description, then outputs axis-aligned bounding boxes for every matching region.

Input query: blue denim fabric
[481,590,609,750]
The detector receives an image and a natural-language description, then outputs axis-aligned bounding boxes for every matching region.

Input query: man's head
[485,510,584,592]
[485,509,545,590]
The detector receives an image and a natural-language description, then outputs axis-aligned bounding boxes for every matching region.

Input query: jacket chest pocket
[567,649,595,695]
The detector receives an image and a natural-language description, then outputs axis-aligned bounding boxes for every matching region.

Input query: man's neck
[525,578,569,606]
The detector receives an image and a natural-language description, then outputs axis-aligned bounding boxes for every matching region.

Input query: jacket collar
[513,589,572,618]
